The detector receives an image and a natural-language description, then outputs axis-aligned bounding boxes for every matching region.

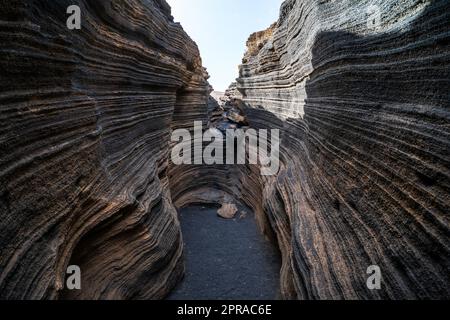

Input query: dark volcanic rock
[234,0,450,299]
[1,0,449,301]
[0,0,210,300]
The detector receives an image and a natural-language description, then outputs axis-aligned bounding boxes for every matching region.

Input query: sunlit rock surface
[0,0,210,299]
[235,0,450,299]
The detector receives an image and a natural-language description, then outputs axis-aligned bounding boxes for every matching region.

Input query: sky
[166,0,283,92]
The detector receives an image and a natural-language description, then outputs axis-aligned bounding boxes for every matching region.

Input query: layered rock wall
[0,0,210,299]
[1,0,449,301]
[236,0,450,299]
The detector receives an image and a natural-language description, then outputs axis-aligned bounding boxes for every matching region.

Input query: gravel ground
[168,206,281,300]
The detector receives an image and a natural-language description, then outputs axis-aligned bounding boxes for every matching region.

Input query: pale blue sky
[167,0,283,91]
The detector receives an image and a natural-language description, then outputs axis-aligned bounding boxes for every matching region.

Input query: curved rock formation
[0,0,210,299]
[1,0,449,301]
[235,0,450,299]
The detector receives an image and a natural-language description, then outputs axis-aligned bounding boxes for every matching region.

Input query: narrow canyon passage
[168,206,281,300]
[0,0,449,301]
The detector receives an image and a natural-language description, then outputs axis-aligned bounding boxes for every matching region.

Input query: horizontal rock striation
[0,0,210,299]
[235,0,450,299]
[1,0,449,301]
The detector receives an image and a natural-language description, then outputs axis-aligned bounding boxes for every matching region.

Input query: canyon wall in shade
[0,0,210,299]
[234,0,450,299]
[1,0,449,301]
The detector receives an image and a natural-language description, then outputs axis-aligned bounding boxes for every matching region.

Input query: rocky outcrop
[234,0,450,299]
[243,23,276,64]
[0,0,210,299]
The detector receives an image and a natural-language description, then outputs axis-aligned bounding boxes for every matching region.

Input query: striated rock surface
[0,0,210,299]
[1,0,449,301]
[234,0,450,299]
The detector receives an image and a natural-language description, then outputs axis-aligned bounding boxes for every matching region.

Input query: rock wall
[0,0,210,299]
[1,0,449,301]
[236,0,450,299]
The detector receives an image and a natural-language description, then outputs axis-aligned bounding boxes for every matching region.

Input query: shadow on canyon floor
[167,205,281,300]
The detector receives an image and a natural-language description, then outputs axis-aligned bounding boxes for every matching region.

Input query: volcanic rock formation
[234,0,450,299]
[0,0,210,299]
[0,0,449,301]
